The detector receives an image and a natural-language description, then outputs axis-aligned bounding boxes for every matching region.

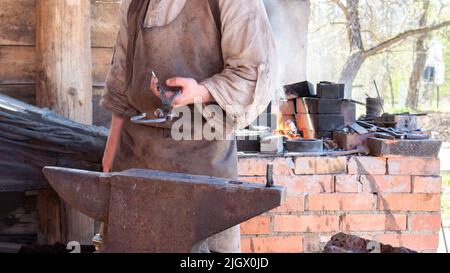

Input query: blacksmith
[99,0,277,253]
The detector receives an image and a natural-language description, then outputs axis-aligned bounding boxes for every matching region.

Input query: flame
[274,112,301,140]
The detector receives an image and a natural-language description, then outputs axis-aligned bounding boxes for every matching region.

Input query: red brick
[412,176,442,193]
[240,216,271,235]
[238,158,270,176]
[375,233,439,251]
[378,194,440,212]
[348,157,386,175]
[241,236,303,253]
[335,175,361,193]
[295,157,347,175]
[360,175,411,193]
[409,214,441,232]
[238,158,294,176]
[303,233,329,253]
[308,193,374,211]
[341,214,406,232]
[273,158,296,176]
[271,195,305,213]
[387,157,440,176]
[274,215,340,232]
[276,175,334,195]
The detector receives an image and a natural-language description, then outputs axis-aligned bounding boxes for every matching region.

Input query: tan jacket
[101,0,277,129]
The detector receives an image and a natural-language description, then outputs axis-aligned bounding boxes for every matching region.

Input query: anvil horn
[42,167,110,221]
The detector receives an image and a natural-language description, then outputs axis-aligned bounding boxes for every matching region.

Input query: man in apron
[99,0,277,253]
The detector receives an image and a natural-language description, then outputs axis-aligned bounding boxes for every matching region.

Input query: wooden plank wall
[0,0,121,126]
[0,192,36,243]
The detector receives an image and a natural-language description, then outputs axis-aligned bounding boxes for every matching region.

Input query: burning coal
[274,111,300,140]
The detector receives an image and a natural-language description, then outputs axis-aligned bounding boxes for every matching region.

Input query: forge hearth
[238,154,442,253]
[278,81,356,141]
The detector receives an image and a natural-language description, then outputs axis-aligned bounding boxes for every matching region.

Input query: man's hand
[150,76,215,108]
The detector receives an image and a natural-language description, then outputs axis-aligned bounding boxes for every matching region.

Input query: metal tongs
[131,71,182,125]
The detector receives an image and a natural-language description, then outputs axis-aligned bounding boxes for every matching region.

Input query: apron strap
[125,0,150,92]
[126,0,220,90]
[208,0,222,35]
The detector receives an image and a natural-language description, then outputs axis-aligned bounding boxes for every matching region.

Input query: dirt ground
[420,112,450,142]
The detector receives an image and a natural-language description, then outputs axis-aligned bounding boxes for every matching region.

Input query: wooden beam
[0,0,121,47]
[36,0,93,124]
[35,0,94,245]
[0,242,23,253]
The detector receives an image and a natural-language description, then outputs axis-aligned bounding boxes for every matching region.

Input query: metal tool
[266,163,274,188]
[42,167,286,253]
[373,80,385,114]
[357,120,429,140]
[131,71,181,125]
[285,139,324,153]
[349,123,369,135]
[357,120,405,139]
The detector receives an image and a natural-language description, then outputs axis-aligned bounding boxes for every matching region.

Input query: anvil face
[43,167,286,253]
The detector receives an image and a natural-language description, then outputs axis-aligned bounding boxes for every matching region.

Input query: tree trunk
[386,56,396,108]
[339,52,365,98]
[406,34,428,109]
[405,0,430,110]
[346,0,363,52]
[338,0,365,98]
[35,0,94,245]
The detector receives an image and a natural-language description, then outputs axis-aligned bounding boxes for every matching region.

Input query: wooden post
[35,0,94,245]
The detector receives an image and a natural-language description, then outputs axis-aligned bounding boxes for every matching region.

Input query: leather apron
[112,0,240,253]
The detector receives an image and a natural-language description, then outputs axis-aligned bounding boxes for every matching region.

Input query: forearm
[103,113,125,172]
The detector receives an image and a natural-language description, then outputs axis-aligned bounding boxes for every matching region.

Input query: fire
[274,112,301,140]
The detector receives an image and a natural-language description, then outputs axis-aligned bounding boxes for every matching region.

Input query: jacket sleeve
[99,0,134,117]
[199,0,278,130]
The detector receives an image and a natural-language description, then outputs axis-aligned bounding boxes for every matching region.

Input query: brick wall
[238,155,442,253]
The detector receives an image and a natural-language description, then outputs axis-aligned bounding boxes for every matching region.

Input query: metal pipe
[442,221,448,253]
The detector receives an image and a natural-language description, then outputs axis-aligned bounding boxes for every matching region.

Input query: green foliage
[443,172,450,188]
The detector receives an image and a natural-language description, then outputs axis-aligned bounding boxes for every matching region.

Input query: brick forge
[238,155,442,253]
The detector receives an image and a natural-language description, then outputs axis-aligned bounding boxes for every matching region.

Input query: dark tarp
[0,94,108,192]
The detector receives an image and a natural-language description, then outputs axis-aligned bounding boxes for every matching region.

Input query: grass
[442,171,450,223]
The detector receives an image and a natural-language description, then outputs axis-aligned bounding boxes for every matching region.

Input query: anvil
[42,167,286,253]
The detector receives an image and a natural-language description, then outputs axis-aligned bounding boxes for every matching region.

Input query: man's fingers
[172,92,189,108]
[149,75,160,97]
[166,77,189,87]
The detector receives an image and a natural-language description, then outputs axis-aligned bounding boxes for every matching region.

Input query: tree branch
[310,22,347,33]
[361,29,382,44]
[363,20,450,57]
[330,0,350,20]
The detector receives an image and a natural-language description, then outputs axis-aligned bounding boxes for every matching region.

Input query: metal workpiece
[130,71,181,125]
[285,139,324,153]
[42,167,286,253]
